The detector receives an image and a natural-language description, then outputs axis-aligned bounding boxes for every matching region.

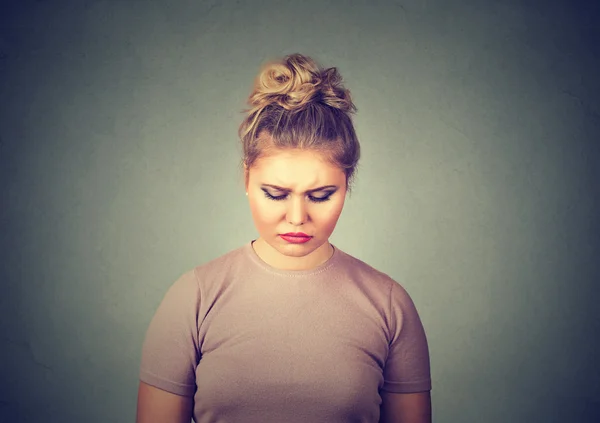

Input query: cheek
[250,199,280,223]
[322,203,344,224]
[250,197,345,226]
[311,199,345,226]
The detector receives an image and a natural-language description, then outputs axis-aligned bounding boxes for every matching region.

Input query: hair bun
[247,53,356,113]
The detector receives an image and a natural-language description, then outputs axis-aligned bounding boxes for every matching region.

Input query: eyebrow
[260,184,338,193]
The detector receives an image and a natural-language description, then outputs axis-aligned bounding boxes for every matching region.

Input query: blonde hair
[238,53,361,196]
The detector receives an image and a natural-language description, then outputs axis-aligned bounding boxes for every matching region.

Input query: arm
[379,391,432,423]
[137,270,201,422]
[136,381,194,423]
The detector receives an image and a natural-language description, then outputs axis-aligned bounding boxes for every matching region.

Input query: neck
[252,238,333,271]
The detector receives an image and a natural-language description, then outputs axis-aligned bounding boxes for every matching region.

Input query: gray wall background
[1,0,598,422]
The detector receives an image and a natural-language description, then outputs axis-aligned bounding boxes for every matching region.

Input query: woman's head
[238,53,361,269]
[239,53,360,195]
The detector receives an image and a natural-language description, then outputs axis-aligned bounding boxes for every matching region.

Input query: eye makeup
[262,189,333,203]
[260,184,338,193]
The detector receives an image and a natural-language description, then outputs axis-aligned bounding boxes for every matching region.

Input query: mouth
[280,233,312,243]
[281,232,310,237]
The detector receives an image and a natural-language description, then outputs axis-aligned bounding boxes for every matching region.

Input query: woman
[136,53,432,423]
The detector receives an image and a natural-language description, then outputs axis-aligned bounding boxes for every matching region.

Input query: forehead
[252,150,344,186]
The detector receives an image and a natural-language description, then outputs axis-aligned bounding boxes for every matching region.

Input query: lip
[282,232,310,237]
[280,234,312,244]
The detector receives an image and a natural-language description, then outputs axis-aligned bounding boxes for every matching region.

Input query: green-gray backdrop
[1,0,598,422]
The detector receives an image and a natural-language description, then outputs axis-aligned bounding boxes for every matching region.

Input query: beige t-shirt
[140,240,431,422]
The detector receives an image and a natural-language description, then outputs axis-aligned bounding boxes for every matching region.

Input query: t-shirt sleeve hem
[139,369,196,397]
[381,379,432,393]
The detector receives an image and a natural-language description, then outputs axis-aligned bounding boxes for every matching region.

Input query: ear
[243,163,250,191]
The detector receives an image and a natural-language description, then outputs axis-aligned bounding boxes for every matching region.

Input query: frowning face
[245,148,347,270]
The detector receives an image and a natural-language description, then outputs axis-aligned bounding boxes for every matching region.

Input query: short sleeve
[139,269,201,397]
[382,281,432,393]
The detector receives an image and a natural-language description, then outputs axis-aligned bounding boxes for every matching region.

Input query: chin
[278,237,323,250]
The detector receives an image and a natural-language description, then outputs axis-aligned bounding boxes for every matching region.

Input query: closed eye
[262,190,332,203]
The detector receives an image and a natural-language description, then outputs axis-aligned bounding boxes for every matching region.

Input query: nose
[286,195,308,225]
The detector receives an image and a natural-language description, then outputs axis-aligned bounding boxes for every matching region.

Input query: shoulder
[335,247,407,292]
[335,248,420,314]
[171,244,251,298]
[160,246,245,298]
[192,244,247,275]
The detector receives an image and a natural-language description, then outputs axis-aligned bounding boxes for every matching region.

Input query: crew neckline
[244,239,340,277]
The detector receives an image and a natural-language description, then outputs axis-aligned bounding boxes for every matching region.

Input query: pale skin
[136,148,432,423]
[136,382,193,423]
[244,148,346,271]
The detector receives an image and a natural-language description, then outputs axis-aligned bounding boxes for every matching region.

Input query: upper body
[137,53,432,422]
[139,240,431,423]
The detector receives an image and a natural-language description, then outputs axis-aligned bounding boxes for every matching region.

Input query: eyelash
[263,191,332,203]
